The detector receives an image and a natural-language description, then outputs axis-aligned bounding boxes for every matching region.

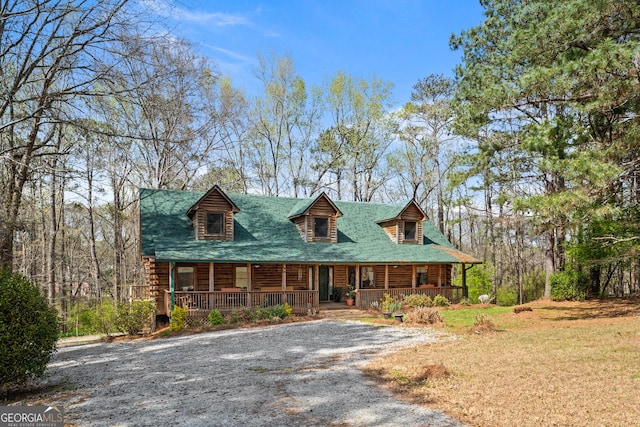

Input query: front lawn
[364,299,640,427]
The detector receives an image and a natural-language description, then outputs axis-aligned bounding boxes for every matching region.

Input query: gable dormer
[288,193,342,243]
[376,200,427,245]
[186,185,239,241]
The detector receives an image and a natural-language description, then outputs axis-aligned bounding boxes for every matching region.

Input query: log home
[139,185,480,322]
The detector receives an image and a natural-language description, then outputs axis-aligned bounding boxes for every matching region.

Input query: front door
[319,266,329,301]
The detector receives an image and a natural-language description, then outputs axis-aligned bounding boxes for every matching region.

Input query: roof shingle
[140,188,481,265]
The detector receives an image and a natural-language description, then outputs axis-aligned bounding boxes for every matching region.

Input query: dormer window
[404,221,417,241]
[187,185,239,241]
[376,200,426,245]
[314,217,329,239]
[288,192,342,243]
[206,213,224,235]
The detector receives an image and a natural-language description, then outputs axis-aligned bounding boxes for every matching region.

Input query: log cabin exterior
[139,185,481,321]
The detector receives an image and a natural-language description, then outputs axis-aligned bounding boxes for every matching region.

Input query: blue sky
[144,0,485,105]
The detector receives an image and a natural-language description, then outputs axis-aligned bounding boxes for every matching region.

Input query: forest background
[1,0,638,329]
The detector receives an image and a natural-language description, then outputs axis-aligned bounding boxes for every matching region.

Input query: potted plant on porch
[345,287,356,306]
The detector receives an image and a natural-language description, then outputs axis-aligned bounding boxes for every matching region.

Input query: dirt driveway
[45,320,463,426]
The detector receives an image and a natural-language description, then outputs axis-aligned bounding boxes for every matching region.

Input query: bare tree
[0,0,131,269]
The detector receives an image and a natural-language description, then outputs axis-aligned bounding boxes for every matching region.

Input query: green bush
[402,294,433,308]
[115,301,155,335]
[208,309,225,325]
[284,302,294,317]
[229,308,256,324]
[0,269,58,388]
[380,293,402,312]
[550,270,588,301]
[432,295,450,307]
[496,287,518,306]
[523,270,546,302]
[255,305,289,320]
[170,305,188,331]
[86,299,119,335]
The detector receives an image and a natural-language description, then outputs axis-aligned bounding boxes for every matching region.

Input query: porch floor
[319,301,359,311]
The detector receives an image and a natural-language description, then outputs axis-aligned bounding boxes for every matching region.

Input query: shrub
[550,270,588,301]
[404,307,443,325]
[0,269,58,388]
[115,301,155,335]
[496,287,518,306]
[283,302,294,317]
[472,313,497,333]
[208,309,225,325]
[402,294,432,308]
[170,305,188,331]
[458,298,471,306]
[86,299,119,335]
[380,293,401,312]
[432,295,450,307]
[256,305,289,320]
[523,270,546,302]
[229,308,256,324]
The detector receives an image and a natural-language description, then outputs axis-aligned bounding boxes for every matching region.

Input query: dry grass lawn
[364,299,640,427]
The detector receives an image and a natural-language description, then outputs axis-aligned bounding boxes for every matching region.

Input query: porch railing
[357,286,465,310]
[164,290,319,317]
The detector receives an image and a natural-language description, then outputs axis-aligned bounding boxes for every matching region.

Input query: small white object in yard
[478,294,490,304]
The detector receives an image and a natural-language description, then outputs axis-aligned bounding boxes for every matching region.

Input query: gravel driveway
[46,320,463,426]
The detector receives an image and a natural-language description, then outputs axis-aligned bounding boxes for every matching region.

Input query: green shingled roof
[139,188,481,265]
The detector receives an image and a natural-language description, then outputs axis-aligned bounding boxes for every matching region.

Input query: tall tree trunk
[46,162,58,305]
[544,229,555,297]
[112,179,122,303]
[60,188,68,334]
[86,164,102,301]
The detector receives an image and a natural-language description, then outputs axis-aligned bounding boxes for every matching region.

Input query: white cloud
[141,0,251,27]
[202,44,252,62]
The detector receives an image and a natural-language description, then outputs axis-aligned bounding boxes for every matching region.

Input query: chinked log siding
[144,259,169,313]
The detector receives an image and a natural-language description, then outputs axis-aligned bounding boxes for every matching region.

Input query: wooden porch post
[169,262,175,312]
[314,265,319,290]
[438,264,442,287]
[384,265,389,290]
[247,263,252,291]
[462,263,468,298]
[209,262,215,292]
[281,264,287,291]
[355,265,360,307]
[329,266,334,296]
[412,265,417,288]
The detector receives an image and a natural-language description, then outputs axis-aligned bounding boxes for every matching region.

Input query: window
[361,266,374,288]
[314,217,329,239]
[176,266,194,291]
[235,266,248,289]
[404,221,417,241]
[206,213,224,235]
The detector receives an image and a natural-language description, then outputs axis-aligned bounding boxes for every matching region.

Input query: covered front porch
[143,259,468,318]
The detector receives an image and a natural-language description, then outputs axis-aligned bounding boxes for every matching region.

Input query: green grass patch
[440,306,511,330]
